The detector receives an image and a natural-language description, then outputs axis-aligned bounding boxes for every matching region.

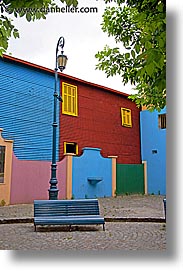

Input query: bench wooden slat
[34,216,104,225]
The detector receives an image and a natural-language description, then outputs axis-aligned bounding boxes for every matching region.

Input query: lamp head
[57,53,68,72]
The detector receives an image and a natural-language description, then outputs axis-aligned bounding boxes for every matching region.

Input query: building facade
[59,77,141,164]
[140,107,166,195]
[0,55,142,204]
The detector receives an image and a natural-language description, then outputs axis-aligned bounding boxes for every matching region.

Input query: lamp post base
[48,187,59,200]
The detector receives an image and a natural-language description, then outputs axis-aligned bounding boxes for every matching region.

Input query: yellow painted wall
[108,156,118,197]
[0,129,13,205]
[65,153,75,199]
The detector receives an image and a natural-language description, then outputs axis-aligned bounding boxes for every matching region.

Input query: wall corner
[108,156,118,197]
[65,153,73,199]
[0,128,14,205]
[142,160,148,194]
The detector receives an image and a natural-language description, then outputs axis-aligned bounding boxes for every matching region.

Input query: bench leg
[69,225,72,232]
[103,224,105,231]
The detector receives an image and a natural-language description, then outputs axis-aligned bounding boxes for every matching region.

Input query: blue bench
[163,198,166,220]
[34,199,105,231]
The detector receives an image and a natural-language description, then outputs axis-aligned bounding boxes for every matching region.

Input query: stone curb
[0,217,166,224]
[0,218,34,224]
[105,217,166,223]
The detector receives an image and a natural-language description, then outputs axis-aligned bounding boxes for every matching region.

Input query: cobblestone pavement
[0,222,166,251]
[0,195,166,251]
[0,195,165,219]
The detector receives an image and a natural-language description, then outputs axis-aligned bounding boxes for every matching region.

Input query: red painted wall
[59,78,141,164]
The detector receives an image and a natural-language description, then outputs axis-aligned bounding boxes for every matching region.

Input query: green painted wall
[116,164,144,195]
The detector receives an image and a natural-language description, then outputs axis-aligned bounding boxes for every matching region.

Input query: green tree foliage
[0,0,78,56]
[95,0,166,111]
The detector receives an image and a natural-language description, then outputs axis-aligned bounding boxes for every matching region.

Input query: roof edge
[2,54,129,98]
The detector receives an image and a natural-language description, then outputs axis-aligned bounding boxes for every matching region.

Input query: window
[158,114,166,129]
[121,108,132,127]
[0,146,5,184]
[64,142,78,155]
[62,82,78,116]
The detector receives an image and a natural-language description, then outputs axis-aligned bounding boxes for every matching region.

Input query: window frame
[64,142,78,155]
[158,113,166,129]
[62,82,78,117]
[121,108,132,128]
[0,145,6,184]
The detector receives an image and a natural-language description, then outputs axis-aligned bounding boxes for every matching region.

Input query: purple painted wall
[10,153,67,204]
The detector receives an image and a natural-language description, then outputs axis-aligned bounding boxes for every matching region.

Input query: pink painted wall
[10,153,67,204]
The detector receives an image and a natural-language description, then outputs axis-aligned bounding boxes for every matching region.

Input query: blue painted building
[0,56,60,161]
[140,107,166,195]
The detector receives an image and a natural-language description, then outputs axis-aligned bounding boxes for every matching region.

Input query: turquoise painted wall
[72,147,112,199]
[140,107,166,195]
[0,59,60,160]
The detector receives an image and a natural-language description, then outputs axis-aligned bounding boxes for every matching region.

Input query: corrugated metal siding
[0,60,60,161]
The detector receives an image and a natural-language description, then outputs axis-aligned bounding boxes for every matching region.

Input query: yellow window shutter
[62,82,78,116]
[121,108,132,127]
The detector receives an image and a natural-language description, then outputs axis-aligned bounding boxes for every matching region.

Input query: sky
[7,0,136,94]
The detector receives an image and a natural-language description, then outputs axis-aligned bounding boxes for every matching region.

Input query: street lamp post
[48,36,68,200]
